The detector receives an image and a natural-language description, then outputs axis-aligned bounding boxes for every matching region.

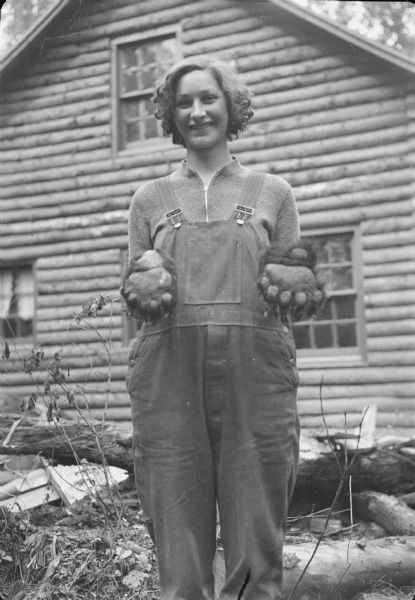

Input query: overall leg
[216,326,300,600]
[128,327,217,600]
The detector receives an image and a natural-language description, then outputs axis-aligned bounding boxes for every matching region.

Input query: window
[113,31,180,152]
[0,265,35,340]
[292,229,365,358]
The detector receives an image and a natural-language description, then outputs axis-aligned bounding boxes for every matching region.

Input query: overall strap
[233,172,266,224]
[239,172,266,209]
[153,179,184,228]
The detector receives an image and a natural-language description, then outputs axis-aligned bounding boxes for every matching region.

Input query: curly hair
[152,56,254,147]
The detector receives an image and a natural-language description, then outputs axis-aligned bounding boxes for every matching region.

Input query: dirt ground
[1,479,414,600]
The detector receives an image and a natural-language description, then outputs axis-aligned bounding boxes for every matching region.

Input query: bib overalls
[127,174,300,600]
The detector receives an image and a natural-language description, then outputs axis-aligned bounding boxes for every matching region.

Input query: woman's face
[174,69,229,152]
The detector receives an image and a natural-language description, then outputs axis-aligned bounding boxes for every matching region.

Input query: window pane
[316,267,330,289]
[121,71,139,94]
[159,38,176,63]
[123,98,159,143]
[311,234,352,264]
[142,43,158,64]
[315,297,332,321]
[141,98,158,139]
[3,318,17,339]
[0,266,34,340]
[125,100,140,119]
[293,324,311,349]
[121,46,137,68]
[140,66,158,89]
[335,296,355,319]
[123,100,141,144]
[314,324,333,348]
[141,96,153,118]
[317,266,353,292]
[313,238,330,263]
[331,266,353,290]
[19,319,33,338]
[337,323,357,347]
[326,237,352,263]
[8,295,18,316]
[141,38,176,65]
[126,120,141,144]
[16,268,34,319]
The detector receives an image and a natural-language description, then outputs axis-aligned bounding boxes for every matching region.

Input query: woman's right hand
[121,250,176,321]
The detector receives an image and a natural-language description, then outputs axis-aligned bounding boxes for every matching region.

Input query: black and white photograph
[1,1,415,598]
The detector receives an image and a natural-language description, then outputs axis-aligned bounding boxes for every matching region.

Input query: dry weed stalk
[286,376,368,600]
[0,295,162,599]
[1,293,127,530]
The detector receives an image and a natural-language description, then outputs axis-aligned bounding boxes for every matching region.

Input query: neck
[186,145,233,187]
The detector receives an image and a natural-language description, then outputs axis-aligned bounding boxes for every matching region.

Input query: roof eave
[1,0,414,78]
[269,0,415,76]
[0,0,74,76]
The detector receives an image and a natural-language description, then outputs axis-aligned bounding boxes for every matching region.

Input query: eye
[201,93,217,103]
[175,98,191,108]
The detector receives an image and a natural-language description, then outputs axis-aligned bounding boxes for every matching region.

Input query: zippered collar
[179,155,242,182]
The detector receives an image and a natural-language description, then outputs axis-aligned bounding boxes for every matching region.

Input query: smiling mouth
[190,123,213,130]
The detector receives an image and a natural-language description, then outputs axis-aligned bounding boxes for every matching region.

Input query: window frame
[111,26,182,157]
[294,225,367,366]
[0,262,36,344]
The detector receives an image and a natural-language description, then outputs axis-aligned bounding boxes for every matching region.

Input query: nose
[191,99,206,120]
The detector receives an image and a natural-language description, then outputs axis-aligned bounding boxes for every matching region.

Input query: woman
[123,56,317,600]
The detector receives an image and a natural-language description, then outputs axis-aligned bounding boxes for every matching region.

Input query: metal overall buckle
[234,204,254,225]
[165,207,183,228]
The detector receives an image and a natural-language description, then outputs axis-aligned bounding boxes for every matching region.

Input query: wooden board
[0,484,60,512]
[47,462,129,506]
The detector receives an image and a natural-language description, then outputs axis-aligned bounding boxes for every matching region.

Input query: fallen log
[0,413,132,471]
[353,491,415,535]
[399,491,415,506]
[0,415,414,510]
[214,537,415,600]
[291,431,415,511]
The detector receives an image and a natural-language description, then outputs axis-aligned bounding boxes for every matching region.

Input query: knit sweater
[128,156,300,264]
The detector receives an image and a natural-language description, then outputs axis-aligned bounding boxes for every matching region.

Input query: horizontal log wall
[1,0,414,432]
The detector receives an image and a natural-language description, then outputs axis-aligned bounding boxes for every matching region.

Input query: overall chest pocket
[184,238,242,304]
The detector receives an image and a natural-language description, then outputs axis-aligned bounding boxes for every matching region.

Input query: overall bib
[127,174,300,600]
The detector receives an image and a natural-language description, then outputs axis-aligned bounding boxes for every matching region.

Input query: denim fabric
[127,176,300,599]
[128,324,299,600]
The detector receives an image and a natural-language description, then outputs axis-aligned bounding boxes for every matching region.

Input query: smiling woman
[121,56,320,600]
[153,57,254,147]
[173,70,230,172]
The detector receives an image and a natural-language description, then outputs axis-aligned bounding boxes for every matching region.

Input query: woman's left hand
[257,246,325,319]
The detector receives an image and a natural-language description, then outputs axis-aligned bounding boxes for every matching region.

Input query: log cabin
[1,0,414,434]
